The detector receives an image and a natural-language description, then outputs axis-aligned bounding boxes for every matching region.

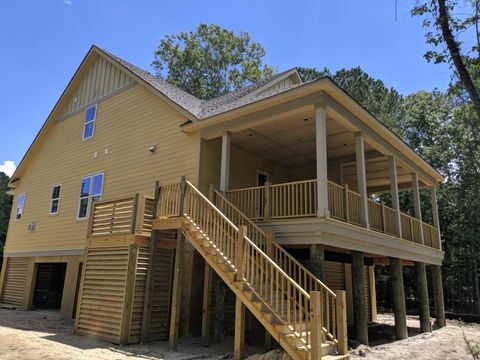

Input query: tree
[412,0,480,121]
[152,24,276,100]
[0,172,12,260]
[298,66,405,136]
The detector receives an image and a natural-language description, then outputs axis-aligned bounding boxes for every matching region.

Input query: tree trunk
[474,257,480,314]
[437,0,480,120]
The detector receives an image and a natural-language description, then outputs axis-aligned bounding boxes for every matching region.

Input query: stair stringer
[181,219,343,360]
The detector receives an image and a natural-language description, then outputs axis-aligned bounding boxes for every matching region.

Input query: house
[0,45,445,360]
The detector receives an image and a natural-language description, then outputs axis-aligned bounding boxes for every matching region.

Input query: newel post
[335,290,348,355]
[310,291,323,360]
[264,181,271,220]
[179,176,187,217]
[344,184,350,223]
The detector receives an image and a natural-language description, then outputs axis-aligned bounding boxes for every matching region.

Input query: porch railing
[87,194,154,237]
[224,179,441,250]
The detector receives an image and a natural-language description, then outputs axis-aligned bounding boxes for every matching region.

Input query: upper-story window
[83,105,97,140]
[49,184,62,215]
[77,173,104,219]
[16,193,26,220]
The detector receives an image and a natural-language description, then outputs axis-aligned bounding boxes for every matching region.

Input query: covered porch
[201,100,442,254]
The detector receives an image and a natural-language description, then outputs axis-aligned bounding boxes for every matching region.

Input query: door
[256,169,270,218]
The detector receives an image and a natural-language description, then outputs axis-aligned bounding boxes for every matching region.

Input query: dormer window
[83,104,97,140]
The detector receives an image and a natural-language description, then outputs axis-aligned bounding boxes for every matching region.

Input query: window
[50,184,62,215]
[16,193,26,220]
[77,173,104,219]
[83,104,96,140]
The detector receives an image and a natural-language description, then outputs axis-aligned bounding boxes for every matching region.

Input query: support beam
[220,131,231,193]
[264,331,273,351]
[351,251,368,345]
[201,263,212,346]
[431,265,446,328]
[430,186,442,250]
[390,258,408,339]
[389,156,402,237]
[335,290,348,355]
[141,181,161,343]
[414,261,431,332]
[355,133,369,228]
[169,177,186,351]
[233,296,245,360]
[411,173,424,244]
[310,291,322,360]
[309,244,325,282]
[315,104,329,218]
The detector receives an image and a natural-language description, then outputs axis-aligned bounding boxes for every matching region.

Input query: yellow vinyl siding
[62,54,135,117]
[198,138,289,193]
[5,84,200,254]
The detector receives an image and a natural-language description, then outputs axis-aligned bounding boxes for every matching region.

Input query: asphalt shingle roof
[100,47,300,120]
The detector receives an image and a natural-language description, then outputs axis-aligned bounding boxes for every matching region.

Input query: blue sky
[0,0,451,176]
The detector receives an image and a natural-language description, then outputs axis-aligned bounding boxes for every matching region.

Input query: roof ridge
[96,46,302,118]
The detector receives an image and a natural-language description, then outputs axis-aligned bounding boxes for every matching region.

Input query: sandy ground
[0,309,479,359]
[350,313,480,360]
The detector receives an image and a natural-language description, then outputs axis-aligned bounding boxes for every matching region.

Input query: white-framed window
[49,184,62,215]
[83,104,97,140]
[77,172,104,220]
[16,193,26,220]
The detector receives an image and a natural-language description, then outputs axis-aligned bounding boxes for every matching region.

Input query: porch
[198,98,443,265]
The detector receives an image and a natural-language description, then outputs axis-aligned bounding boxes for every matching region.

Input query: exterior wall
[62,54,135,117]
[5,84,200,255]
[0,254,83,318]
[198,138,290,192]
[322,261,376,325]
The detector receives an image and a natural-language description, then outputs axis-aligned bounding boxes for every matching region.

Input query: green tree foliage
[298,62,479,313]
[298,67,405,135]
[152,24,275,100]
[0,172,12,260]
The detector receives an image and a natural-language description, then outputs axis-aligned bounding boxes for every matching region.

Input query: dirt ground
[0,309,479,360]
[349,313,480,360]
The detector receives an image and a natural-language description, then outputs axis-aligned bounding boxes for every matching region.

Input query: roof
[9,45,443,186]
[100,46,302,119]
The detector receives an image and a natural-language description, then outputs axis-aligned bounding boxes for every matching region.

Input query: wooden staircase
[159,180,349,360]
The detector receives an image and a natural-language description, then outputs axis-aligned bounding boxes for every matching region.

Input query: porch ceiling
[231,111,375,167]
[230,112,419,189]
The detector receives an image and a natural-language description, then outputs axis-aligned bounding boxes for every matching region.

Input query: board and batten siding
[259,74,300,94]
[5,84,200,254]
[62,54,135,117]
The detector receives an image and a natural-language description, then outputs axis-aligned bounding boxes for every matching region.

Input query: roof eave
[183,78,444,184]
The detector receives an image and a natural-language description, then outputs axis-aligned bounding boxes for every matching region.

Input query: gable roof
[8,46,303,185]
[99,46,302,119]
[9,45,443,187]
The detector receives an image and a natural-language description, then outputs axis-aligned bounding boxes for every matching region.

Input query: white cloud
[64,0,72,6]
[0,161,16,177]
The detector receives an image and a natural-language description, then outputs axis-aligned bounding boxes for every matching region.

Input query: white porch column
[430,185,442,250]
[389,156,402,237]
[411,172,425,245]
[220,131,231,193]
[355,132,369,228]
[315,104,330,218]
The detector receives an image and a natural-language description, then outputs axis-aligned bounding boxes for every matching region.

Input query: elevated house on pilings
[0,45,446,360]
